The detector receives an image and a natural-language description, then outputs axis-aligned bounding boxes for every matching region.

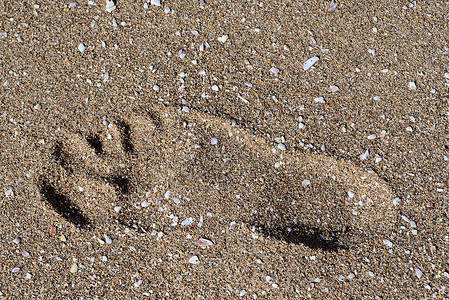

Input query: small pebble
[12,267,20,273]
[78,43,85,53]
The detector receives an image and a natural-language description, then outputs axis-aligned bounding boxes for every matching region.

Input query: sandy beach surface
[0,0,448,298]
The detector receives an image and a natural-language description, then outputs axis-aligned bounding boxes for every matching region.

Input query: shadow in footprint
[85,133,103,155]
[38,178,90,229]
[116,120,134,154]
[252,223,349,252]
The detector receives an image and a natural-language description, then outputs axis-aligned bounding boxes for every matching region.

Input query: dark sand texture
[0,0,448,299]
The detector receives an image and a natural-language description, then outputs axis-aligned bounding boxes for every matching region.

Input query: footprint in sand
[38,104,396,251]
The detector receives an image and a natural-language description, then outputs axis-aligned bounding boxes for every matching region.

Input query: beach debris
[189,255,200,264]
[105,1,116,12]
[303,56,319,70]
[198,238,213,247]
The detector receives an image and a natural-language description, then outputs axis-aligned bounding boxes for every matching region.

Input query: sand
[0,0,448,298]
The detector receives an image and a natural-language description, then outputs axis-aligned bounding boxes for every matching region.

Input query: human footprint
[39,103,396,250]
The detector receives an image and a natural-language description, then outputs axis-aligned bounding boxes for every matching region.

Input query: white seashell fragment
[189,255,200,264]
[301,179,311,187]
[444,73,449,79]
[329,1,337,10]
[105,1,116,12]
[141,200,149,208]
[104,234,112,244]
[415,268,423,278]
[78,43,85,53]
[211,85,219,91]
[330,85,339,92]
[278,143,286,151]
[211,137,218,145]
[303,56,319,70]
[217,35,228,43]
[151,0,161,6]
[134,279,143,287]
[164,190,170,199]
[314,97,325,103]
[181,217,193,226]
[367,134,377,140]
[270,67,280,75]
[70,263,78,273]
[5,187,13,197]
[298,123,304,129]
[408,81,417,90]
[12,267,20,273]
[198,238,213,247]
[383,239,393,248]
[360,149,370,160]
[375,156,382,163]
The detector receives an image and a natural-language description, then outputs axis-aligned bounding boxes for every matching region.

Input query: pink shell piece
[198,238,213,247]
